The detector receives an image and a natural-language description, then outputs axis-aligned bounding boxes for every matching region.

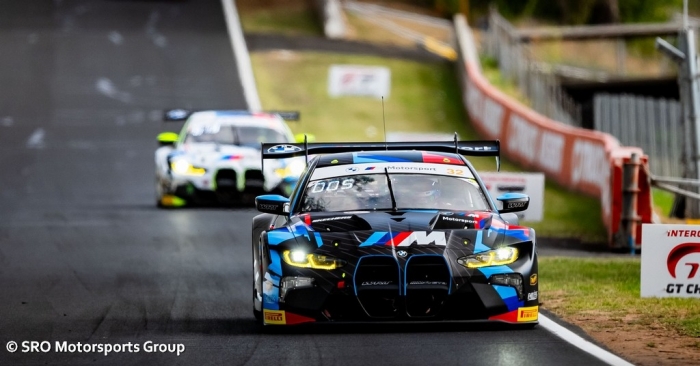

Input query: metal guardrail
[651,176,700,201]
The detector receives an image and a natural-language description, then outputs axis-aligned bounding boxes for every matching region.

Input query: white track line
[539,314,635,366]
[221,0,261,111]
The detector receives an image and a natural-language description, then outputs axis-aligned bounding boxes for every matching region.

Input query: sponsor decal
[530,274,538,286]
[571,139,610,218]
[527,291,538,301]
[364,167,375,171]
[507,114,538,163]
[312,216,352,223]
[537,130,564,175]
[361,281,392,286]
[258,203,279,211]
[481,97,504,138]
[263,310,286,325]
[665,283,700,294]
[667,230,700,237]
[507,201,526,209]
[359,231,448,247]
[441,216,476,224]
[409,281,447,286]
[667,243,700,278]
[346,167,359,172]
[517,306,538,322]
[385,165,436,172]
[392,231,446,247]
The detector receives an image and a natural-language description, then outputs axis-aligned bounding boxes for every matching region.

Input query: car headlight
[282,250,345,270]
[457,247,519,268]
[170,160,206,176]
[275,159,305,178]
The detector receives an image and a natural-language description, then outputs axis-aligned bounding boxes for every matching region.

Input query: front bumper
[261,246,538,325]
[164,168,298,200]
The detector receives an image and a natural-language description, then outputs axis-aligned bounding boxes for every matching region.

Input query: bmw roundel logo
[267,144,302,153]
[346,167,359,172]
[397,250,408,258]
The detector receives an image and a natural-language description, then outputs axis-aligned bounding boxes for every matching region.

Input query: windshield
[300,173,491,212]
[184,125,288,148]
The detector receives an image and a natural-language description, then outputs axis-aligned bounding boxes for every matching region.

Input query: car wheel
[253,239,263,323]
[155,177,165,208]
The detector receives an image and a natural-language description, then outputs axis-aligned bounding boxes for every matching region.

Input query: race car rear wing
[163,109,300,121]
[261,136,501,171]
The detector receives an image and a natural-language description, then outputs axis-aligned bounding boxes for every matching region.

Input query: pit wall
[453,15,653,246]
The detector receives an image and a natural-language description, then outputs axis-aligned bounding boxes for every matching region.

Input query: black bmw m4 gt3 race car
[251,139,539,326]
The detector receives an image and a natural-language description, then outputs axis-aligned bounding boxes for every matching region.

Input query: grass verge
[250,50,606,243]
[541,257,700,337]
[237,0,322,36]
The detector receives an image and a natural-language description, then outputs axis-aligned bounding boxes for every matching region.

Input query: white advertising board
[328,65,391,99]
[641,224,700,298]
[479,172,545,222]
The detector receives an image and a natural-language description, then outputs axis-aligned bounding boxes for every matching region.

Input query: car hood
[268,211,533,251]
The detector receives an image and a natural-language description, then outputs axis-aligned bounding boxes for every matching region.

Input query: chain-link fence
[594,93,683,177]
[484,10,582,127]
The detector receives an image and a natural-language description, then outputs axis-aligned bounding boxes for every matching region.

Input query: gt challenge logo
[664,239,700,294]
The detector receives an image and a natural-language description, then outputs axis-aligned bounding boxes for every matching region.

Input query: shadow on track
[129,318,537,335]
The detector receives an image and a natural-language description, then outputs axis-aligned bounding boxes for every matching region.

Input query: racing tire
[251,214,275,324]
[155,177,165,208]
[253,243,263,324]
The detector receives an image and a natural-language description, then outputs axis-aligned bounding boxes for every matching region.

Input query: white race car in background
[155,110,306,207]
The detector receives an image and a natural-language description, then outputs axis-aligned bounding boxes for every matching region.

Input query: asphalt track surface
[0,1,624,365]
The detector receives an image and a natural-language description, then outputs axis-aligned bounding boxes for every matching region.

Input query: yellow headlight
[458,247,519,268]
[170,160,206,176]
[282,250,345,270]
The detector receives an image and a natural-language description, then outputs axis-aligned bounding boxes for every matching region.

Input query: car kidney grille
[215,169,237,189]
[244,170,264,189]
[354,256,400,318]
[404,256,450,317]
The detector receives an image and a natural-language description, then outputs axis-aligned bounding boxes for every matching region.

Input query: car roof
[313,150,467,168]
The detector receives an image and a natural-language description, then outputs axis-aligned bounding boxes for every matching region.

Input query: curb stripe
[221,0,262,111]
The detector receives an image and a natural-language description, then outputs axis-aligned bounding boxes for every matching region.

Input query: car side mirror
[157,132,178,146]
[255,194,290,215]
[497,192,529,213]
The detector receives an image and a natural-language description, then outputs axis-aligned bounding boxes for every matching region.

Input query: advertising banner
[328,65,391,99]
[480,172,545,222]
[641,224,700,298]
